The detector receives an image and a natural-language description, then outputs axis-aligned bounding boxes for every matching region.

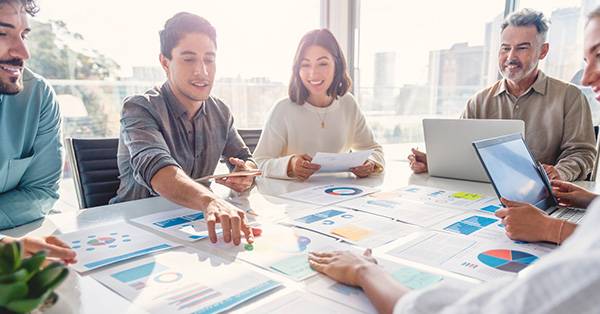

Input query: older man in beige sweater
[410,9,596,182]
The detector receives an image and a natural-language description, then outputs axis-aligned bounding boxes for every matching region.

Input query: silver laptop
[423,119,525,182]
[473,133,585,223]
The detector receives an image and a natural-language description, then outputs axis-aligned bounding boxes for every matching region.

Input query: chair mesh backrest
[71,138,120,208]
[238,129,262,154]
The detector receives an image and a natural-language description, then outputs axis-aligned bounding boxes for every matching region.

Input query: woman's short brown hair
[289,29,352,105]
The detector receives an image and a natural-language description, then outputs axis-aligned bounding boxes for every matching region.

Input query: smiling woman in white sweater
[254,29,384,180]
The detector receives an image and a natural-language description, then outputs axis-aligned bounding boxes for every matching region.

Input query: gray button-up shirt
[461,71,596,181]
[110,83,253,203]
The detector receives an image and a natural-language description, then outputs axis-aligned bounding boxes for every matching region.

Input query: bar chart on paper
[131,207,222,242]
[93,249,281,314]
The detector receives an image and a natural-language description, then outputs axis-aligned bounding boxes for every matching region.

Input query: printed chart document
[201,223,344,281]
[384,185,501,211]
[290,207,420,248]
[279,184,378,206]
[93,249,281,314]
[131,207,222,242]
[307,258,443,313]
[338,193,465,227]
[58,222,180,272]
[386,230,553,281]
[312,150,373,173]
[246,290,364,314]
[430,213,510,243]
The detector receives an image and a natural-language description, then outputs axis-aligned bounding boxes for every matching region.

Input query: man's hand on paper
[204,197,254,245]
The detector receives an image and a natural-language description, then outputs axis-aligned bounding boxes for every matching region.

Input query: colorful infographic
[131,207,222,242]
[338,193,464,227]
[443,215,498,235]
[387,231,551,281]
[477,249,538,273]
[387,185,500,211]
[93,249,281,314]
[323,186,364,196]
[279,184,378,206]
[291,207,420,248]
[431,213,509,243]
[203,223,343,281]
[59,222,180,273]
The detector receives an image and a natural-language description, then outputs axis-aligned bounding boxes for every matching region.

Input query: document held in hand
[312,150,374,173]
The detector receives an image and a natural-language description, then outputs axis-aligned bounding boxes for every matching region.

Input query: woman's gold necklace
[316,111,327,128]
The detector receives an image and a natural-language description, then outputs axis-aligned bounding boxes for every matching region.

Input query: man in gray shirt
[409,9,596,182]
[111,12,257,246]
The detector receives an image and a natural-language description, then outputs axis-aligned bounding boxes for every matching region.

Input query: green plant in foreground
[0,241,69,313]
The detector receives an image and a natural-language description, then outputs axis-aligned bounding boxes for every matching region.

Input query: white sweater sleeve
[348,95,385,170]
[253,102,294,179]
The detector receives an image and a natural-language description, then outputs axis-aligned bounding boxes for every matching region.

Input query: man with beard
[0,0,63,229]
[409,8,596,182]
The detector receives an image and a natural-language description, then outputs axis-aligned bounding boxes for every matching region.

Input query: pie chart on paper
[324,187,363,196]
[477,249,538,273]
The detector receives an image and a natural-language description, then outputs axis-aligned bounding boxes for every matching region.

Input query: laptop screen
[473,134,555,210]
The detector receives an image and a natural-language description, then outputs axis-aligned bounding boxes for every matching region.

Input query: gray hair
[587,6,600,25]
[501,8,549,44]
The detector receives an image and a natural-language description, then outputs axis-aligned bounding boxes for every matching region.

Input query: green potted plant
[0,241,69,313]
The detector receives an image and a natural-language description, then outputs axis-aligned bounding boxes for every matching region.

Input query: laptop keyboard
[554,207,585,223]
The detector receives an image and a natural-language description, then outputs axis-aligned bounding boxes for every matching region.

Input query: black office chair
[237,128,262,154]
[65,138,120,209]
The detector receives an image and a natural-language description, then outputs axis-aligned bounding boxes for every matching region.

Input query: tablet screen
[476,136,550,208]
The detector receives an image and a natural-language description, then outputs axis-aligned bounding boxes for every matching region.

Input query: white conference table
[3,160,583,313]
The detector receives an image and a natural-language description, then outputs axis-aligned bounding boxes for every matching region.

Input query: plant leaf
[28,262,66,297]
[0,281,28,306]
[0,269,29,284]
[20,252,46,282]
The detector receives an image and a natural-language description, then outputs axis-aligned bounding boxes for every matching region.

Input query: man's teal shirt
[0,68,62,230]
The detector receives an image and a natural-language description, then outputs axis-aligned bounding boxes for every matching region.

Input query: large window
[355,0,506,144]
[30,1,320,188]
[31,0,321,140]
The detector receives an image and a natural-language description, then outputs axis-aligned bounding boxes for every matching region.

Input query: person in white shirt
[253,29,384,180]
[308,8,600,313]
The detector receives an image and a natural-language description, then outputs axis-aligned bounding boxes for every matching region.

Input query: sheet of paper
[291,207,420,248]
[246,290,364,314]
[58,222,180,273]
[279,184,378,206]
[307,257,444,313]
[130,207,222,242]
[93,249,281,314]
[385,185,500,211]
[200,223,343,281]
[338,194,465,227]
[386,230,554,281]
[311,150,373,173]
